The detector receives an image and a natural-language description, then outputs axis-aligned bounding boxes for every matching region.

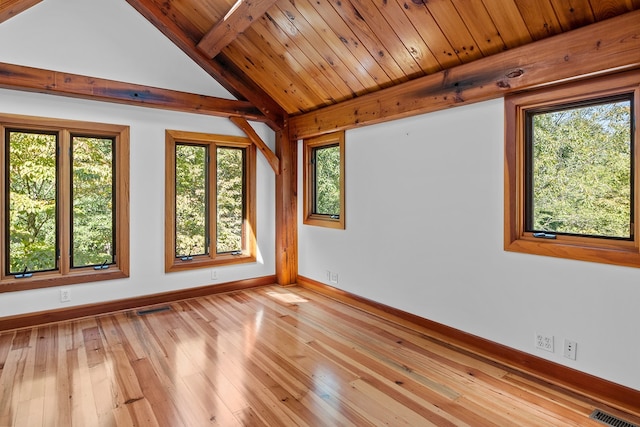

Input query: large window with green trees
[0,114,130,292]
[505,70,639,267]
[303,131,345,229]
[165,130,256,272]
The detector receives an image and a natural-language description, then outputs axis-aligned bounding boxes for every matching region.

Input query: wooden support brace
[230,116,280,175]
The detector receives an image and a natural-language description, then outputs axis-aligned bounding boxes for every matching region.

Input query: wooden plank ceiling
[3,0,640,126]
[124,0,640,119]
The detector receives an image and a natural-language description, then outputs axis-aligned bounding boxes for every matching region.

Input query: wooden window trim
[0,114,130,293]
[165,130,256,273]
[504,70,640,267]
[303,131,345,229]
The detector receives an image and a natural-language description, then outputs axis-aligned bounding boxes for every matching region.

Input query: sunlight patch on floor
[266,291,309,304]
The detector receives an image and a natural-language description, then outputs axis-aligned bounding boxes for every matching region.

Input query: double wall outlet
[535,333,578,360]
[535,333,554,352]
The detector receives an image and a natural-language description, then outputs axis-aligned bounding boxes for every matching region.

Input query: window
[0,114,129,292]
[505,71,640,267]
[303,131,345,229]
[165,130,256,272]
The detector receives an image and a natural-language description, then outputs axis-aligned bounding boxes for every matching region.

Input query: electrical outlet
[564,339,577,360]
[535,333,554,352]
[211,269,218,280]
[60,288,71,303]
[330,272,339,284]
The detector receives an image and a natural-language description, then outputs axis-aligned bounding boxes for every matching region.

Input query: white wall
[299,99,640,391]
[0,0,276,315]
[0,0,231,97]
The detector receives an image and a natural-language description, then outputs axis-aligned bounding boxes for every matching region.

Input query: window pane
[72,136,115,268]
[529,99,632,239]
[7,130,57,273]
[313,144,340,216]
[175,144,207,257]
[217,147,244,253]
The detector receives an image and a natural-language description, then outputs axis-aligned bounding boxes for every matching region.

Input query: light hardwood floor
[1,285,638,426]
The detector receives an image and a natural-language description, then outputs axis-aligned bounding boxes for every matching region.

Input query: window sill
[303,214,345,229]
[505,237,640,268]
[0,268,128,293]
[165,253,256,273]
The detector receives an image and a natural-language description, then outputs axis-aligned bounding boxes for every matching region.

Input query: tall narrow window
[71,135,115,268]
[1,114,130,293]
[216,146,244,254]
[6,130,58,274]
[505,70,640,268]
[165,130,256,272]
[175,143,208,258]
[303,131,345,229]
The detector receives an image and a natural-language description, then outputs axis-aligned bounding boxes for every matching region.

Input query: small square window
[505,70,640,267]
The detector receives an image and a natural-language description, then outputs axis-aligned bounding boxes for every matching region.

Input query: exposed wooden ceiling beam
[197,0,278,59]
[289,10,640,140]
[0,62,267,121]
[126,0,286,131]
[0,0,40,24]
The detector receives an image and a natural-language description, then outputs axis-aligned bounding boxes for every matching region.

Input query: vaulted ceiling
[2,0,640,134]
[126,0,640,122]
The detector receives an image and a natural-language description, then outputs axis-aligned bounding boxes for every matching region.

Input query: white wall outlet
[535,333,554,352]
[60,288,71,303]
[330,272,339,284]
[563,339,577,360]
[211,269,217,280]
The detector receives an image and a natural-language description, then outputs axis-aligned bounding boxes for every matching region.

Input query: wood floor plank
[1,285,639,426]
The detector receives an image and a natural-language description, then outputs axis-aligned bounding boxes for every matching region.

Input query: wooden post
[275,124,297,285]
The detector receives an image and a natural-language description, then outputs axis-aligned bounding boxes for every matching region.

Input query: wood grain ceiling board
[418,0,484,64]
[449,0,506,56]
[258,11,344,104]
[303,0,408,85]
[366,0,442,73]
[549,0,595,30]
[276,0,380,94]
[337,0,426,78]
[223,41,309,113]
[241,16,335,109]
[479,0,533,48]
[590,0,637,20]
[514,0,563,40]
[395,0,462,69]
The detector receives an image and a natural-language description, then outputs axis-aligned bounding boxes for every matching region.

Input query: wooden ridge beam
[197,0,279,59]
[0,0,40,24]
[230,116,280,174]
[0,62,267,121]
[289,9,640,140]
[126,0,286,131]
